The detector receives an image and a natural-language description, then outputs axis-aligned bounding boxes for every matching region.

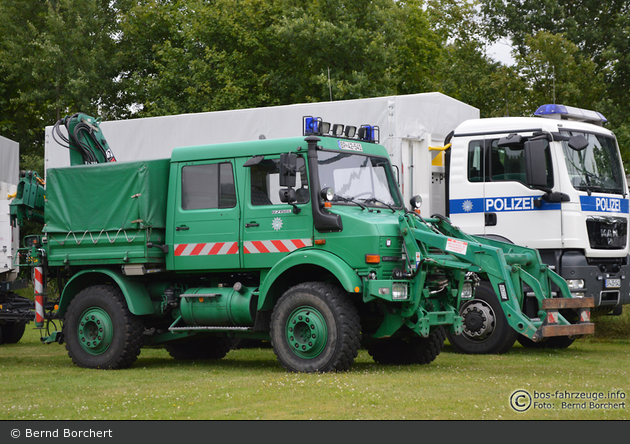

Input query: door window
[181,162,236,210]
[249,158,309,206]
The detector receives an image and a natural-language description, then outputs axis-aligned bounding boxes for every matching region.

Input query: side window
[181,162,236,210]
[489,139,554,188]
[467,140,485,182]
[490,142,526,183]
[250,157,309,206]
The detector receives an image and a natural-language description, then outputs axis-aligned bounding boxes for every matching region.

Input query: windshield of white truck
[317,150,402,209]
[561,131,625,195]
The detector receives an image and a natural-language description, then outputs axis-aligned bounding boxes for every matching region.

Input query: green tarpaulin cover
[44,159,170,233]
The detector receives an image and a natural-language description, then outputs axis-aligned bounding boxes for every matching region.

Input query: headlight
[566,279,585,289]
[461,282,473,299]
[392,282,409,300]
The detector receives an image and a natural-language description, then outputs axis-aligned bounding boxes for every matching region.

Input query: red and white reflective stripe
[34,267,45,326]
[243,239,312,254]
[174,242,239,257]
[546,311,559,324]
[580,310,591,323]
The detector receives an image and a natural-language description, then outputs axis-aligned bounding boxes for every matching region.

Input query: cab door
[171,160,241,271]
[449,138,487,235]
[241,155,313,269]
[482,137,562,248]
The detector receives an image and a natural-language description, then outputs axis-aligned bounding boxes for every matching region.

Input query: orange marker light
[314,239,326,245]
[365,254,381,264]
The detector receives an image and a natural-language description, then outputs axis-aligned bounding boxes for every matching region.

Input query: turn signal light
[365,254,381,264]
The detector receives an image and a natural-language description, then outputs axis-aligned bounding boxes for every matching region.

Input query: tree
[115,0,283,116]
[424,0,528,117]
[478,0,630,158]
[513,31,605,113]
[0,0,121,170]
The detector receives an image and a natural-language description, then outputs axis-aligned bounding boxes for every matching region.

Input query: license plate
[605,279,621,289]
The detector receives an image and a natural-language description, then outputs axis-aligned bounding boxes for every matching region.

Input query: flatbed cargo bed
[43,159,169,266]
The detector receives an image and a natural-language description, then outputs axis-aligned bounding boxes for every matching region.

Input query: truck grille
[586,216,627,250]
[380,236,405,277]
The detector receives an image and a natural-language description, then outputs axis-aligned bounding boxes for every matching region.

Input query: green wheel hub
[285,306,328,359]
[77,307,114,355]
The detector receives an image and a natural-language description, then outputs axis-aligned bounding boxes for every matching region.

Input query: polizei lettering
[485,197,535,212]
[596,197,621,213]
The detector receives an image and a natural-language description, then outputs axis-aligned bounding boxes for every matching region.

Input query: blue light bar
[534,104,567,116]
[534,104,607,126]
[358,125,380,143]
[303,116,379,142]
[303,116,322,136]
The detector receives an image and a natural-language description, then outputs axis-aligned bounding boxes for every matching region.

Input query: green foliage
[0,0,627,161]
[478,0,630,156]
[593,308,630,340]
[513,31,606,113]
[0,0,122,167]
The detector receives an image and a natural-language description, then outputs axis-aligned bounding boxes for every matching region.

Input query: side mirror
[279,153,297,188]
[568,135,589,151]
[279,188,296,203]
[524,139,548,188]
[497,133,524,148]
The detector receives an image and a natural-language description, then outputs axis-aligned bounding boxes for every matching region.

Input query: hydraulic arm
[399,212,594,342]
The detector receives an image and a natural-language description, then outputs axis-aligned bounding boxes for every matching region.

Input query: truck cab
[447,104,628,352]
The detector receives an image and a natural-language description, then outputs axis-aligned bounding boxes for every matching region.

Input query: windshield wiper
[332,195,367,210]
[360,197,396,213]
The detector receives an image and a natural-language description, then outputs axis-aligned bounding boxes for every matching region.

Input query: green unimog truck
[8,114,594,372]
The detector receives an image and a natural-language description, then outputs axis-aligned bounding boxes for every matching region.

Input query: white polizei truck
[43,96,627,353]
[444,104,629,353]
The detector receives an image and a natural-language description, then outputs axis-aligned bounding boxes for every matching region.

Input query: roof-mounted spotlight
[345,126,357,138]
[332,124,344,137]
[358,125,380,143]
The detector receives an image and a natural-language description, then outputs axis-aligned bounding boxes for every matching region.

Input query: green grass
[593,307,630,339]
[1,327,628,421]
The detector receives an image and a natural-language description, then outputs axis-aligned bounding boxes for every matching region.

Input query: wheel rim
[77,307,114,355]
[285,306,328,359]
[460,299,496,342]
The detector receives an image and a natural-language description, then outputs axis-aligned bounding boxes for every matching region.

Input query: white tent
[45,92,479,214]
[46,92,478,167]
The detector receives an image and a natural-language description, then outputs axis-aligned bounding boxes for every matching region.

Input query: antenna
[328,67,333,101]
[552,65,556,104]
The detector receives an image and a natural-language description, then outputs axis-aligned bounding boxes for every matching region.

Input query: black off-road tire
[270,282,361,373]
[447,281,518,354]
[367,326,446,365]
[1,322,26,344]
[64,285,144,369]
[165,335,235,360]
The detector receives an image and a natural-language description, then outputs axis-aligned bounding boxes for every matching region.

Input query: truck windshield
[317,150,402,209]
[561,131,625,195]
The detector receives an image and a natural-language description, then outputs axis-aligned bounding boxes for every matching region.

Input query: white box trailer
[0,135,19,282]
[45,92,479,218]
